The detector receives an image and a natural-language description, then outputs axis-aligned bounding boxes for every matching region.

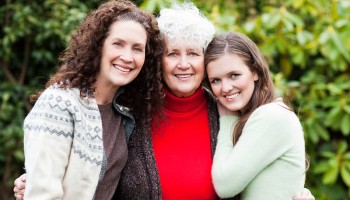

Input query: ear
[253,73,259,81]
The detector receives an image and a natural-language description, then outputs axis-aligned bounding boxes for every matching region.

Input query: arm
[212,103,303,198]
[24,88,74,199]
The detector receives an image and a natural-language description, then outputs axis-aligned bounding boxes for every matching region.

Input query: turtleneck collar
[164,87,206,113]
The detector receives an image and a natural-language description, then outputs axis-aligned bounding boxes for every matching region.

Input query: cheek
[195,61,205,73]
[161,71,171,87]
[161,57,170,70]
[195,65,205,80]
[161,61,175,76]
[136,54,146,68]
[210,85,221,97]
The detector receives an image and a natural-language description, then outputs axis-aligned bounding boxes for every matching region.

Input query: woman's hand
[13,173,26,200]
[293,188,315,200]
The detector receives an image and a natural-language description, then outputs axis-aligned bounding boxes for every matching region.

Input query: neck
[163,87,205,113]
[94,81,119,105]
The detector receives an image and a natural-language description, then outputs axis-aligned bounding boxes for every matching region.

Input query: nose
[177,55,190,70]
[120,49,133,63]
[222,80,234,93]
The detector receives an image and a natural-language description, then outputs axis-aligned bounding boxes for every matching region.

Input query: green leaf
[329,27,350,62]
[284,9,303,27]
[305,125,319,143]
[315,123,330,141]
[319,30,330,44]
[243,21,256,33]
[297,31,307,45]
[262,13,281,29]
[337,141,348,154]
[327,84,343,95]
[321,151,336,158]
[325,106,342,126]
[314,161,331,173]
[323,166,339,185]
[340,162,350,186]
[340,114,350,135]
[344,152,350,160]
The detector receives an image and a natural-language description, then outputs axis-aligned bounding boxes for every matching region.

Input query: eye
[188,51,199,56]
[167,52,176,56]
[113,42,122,46]
[133,47,144,52]
[210,79,220,84]
[230,73,240,79]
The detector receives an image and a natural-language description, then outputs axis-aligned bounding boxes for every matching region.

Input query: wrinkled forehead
[164,37,203,52]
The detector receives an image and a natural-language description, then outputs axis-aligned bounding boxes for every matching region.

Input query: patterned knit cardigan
[24,85,134,200]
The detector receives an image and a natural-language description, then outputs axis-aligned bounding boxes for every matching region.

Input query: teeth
[226,93,240,99]
[175,74,191,78]
[114,65,131,72]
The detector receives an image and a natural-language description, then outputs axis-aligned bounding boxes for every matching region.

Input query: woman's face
[206,53,258,112]
[98,20,147,92]
[161,39,205,97]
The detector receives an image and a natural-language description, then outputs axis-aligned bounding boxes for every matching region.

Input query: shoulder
[35,86,97,111]
[254,100,295,118]
[249,100,301,127]
[39,85,79,100]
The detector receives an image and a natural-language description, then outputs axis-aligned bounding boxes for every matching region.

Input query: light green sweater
[212,100,306,200]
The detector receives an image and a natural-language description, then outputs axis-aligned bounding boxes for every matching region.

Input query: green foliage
[1,0,349,199]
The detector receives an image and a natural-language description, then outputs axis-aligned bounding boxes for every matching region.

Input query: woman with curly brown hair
[14,0,163,199]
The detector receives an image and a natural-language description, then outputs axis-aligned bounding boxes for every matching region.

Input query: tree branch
[0,60,17,83]
[19,37,31,84]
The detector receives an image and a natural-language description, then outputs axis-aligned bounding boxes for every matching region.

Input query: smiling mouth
[174,74,192,79]
[113,64,131,72]
[225,93,240,99]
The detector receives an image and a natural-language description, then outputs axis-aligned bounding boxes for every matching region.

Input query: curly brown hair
[31,0,164,129]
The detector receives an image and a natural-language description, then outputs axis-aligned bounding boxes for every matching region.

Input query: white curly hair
[157,1,215,51]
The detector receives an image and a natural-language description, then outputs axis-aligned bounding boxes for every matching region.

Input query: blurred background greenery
[1,0,350,199]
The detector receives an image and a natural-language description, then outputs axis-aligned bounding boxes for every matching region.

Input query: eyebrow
[112,37,146,47]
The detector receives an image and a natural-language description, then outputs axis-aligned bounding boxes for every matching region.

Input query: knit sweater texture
[114,87,226,200]
[24,85,134,200]
[212,100,306,200]
[152,88,217,199]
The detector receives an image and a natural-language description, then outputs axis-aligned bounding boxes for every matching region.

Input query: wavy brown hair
[31,0,164,129]
[204,32,276,144]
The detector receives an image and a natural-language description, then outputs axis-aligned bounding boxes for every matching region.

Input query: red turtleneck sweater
[152,88,217,200]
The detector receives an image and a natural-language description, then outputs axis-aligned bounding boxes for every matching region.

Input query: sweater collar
[164,87,206,113]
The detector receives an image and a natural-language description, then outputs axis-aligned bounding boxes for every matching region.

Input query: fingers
[13,173,27,200]
[20,173,27,182]
[14,192,24,200]
[292,188,315,200]
[13,186,24,200]
[14,174,27,190]
[14,189,24,199]
[301,188,311,195]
